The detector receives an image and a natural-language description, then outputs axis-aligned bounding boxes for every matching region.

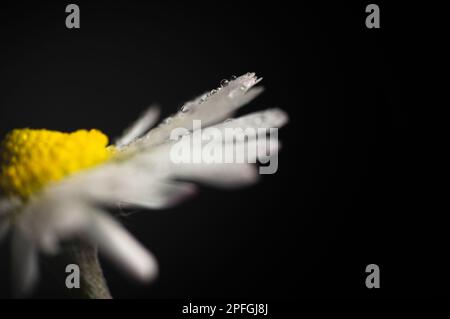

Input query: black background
[0,1,448,300]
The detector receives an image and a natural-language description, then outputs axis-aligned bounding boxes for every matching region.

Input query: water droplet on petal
[199,94,207,104]
[230,75,237,80]
[220,79,229,87]
[181,105,190,113]
[239,85,246,91]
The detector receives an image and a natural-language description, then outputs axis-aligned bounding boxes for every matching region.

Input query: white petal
[174,163,259,188]
[218,108,289,131]
[18,198,91,254]
[42,163,181,209]
[118,180,197,209]
[131,73,264,148]
[115,105,160,148]
[85,211,158,282]
[11,228,39,298]
[16,192,158,281]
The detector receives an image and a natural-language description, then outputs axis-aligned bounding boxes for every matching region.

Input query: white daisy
[0,73,288,298]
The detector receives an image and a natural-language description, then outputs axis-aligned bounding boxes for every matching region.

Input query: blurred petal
[18,198,92,254]
[40,163,180,209]
[11,228,39,298]
[118,180,197,209]
[174,163,259,188]
[217,108,289,131]
[86,211,158,282]
[115,104,160,148]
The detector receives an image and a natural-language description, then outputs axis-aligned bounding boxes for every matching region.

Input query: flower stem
[65,241,112,299]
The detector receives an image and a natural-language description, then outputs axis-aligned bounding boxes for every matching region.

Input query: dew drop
[199,94,207,104]
[220,79,229,87]
[230,75,237,80]
[163,117,173,124]
[180,105,190,113]
[206,89,218,98]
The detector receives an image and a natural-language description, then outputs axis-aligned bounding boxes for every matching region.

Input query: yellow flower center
[0,128,115,199]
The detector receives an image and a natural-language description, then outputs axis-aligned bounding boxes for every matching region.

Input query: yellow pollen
[0,128,115,199]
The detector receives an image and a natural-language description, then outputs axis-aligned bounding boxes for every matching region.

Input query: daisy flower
[0,73,288,298]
